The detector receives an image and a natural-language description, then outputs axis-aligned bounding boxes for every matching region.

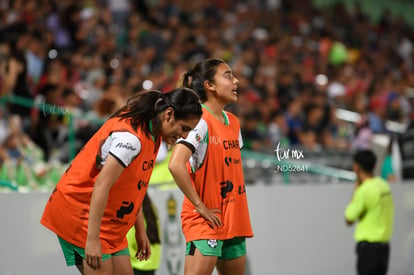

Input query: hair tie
[154,92,164,110]
[185,70,193,87]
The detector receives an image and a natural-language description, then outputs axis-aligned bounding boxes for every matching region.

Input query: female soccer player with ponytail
[169,59,253,275]
[41,88,202,275]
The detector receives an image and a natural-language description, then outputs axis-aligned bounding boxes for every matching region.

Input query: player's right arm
[168,119,222,229]
[86,154,125,269]
[86,131,141,269]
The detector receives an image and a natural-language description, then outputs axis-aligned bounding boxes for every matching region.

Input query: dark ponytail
[142,193,161,244]
[110,88,202,137]
[178,59,225,103]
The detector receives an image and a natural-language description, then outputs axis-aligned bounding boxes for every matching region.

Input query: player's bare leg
[81,257,113,275]
[216,256,246,275]
[184,249,217,275]
[112,255,134,275]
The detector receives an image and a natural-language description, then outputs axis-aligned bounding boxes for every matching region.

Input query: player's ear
[165,107,174,122]
[204,80,215,92]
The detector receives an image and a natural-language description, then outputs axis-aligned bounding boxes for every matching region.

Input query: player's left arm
[134,207,151,261]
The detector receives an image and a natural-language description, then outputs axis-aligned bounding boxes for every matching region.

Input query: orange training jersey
[41,117,160,253]
[179,106,253,242]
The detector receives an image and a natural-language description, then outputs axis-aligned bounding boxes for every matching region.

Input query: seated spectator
[0,108,9,145]
[381,137,397,183]
[0,39,23,97]
[301,104,326,151]
[241,111,266,151]
[368,96,389,134]
[386,91,405,123]
[352,115,373,151]
[284,99,303,147]
[31,84,66,161]
[327,107,352,150]
[1,114,44,165]
[266,110,288,150]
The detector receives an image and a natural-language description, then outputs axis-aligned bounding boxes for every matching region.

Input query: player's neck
[204,101,225,123]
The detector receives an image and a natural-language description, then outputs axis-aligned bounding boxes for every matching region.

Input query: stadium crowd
[0,0,414,187]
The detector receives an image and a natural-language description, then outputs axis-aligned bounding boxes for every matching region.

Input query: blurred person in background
[0,37,24,97]
[126,142,170,275]
[266,109,288,150]
[351,116,373,151]
[284,99,303,147]
[240,110,265,151]
[0,114,43,164]
[86,85,126,121]
[127,193,162,275]
[300,104,326,151]
[380,137,397,184]
[26,29,47,88]
[31,83,66,161]
[327,106,352,151]
[83,67,107,110]
[0,31,32,128]
[368,96,389,135]
[345,149,394,275]
[169,59,253,275]
[0,113,45,187]
[397,91,414,180]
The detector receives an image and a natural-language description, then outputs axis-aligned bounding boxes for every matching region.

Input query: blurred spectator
[241,110,266,151]
[386,91,404,123]
[381,137,397,184]
[0,109,8,145]
[107,0,131,30]
[127,193,162,275]
[0,39,23,97]
[82,67,106,110]
[0,31,33,126]
[398,92,414,180]
[352,115,373,151]
[266,110,288,150]
[0,114,44,165]
[284,99,303,146]
[327,106,352,150]
[26,29,47,87]
[368,95,389,134]
[31,83,65,161]
[301,104,326,151]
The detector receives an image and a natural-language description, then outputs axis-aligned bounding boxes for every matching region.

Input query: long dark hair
[142,193,161,244]
[110,88,202,138]
[178,59,225,103]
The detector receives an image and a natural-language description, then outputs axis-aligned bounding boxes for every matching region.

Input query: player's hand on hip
[194,203,222,229]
